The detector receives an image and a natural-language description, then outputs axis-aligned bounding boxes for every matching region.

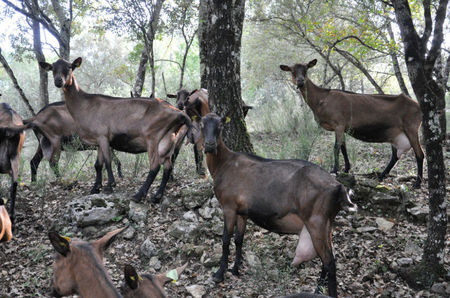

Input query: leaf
[166,269,178,281]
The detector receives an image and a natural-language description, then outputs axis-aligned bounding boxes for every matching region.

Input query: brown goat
[24,102,122,182]
[0,198,12,242]
[48,228,124,297]
[168,88,252,176]
[280,59,424,188]
[121,263,187,298]
[198,113,356,297]
[0,102,28,227]
[40,58,191,203]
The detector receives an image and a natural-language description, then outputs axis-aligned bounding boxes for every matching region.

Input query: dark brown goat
[198,113,356,297]
[40,58,191,202]
[24,102,122,182]
[121,263,187,298]
[168,88,252,175]
[280,59,424,188]
[48,228,124,297]
[0,102,29,227]
[0,198,12,242]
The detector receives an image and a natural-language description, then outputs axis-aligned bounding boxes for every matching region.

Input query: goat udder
[393,133,411,158]
[292,227,317,266]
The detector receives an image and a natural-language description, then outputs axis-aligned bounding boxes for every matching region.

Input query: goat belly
[110,134,146,153]
[347,123,392,142]
[247,211,301,234]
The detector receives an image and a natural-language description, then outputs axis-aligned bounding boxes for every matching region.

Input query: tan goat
[280,59,424,188]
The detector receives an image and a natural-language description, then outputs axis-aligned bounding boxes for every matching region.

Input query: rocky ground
[0,131,449,298]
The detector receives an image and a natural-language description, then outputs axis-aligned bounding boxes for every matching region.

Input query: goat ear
[71,57,82,69]
[189,89,198,96]
[307,59,317,68]
[93,227,125,256]
[48,231,71,257]
[124,264,140,290]
[167,94,177,98]
[39,61,53,71]
[280,65,291,72]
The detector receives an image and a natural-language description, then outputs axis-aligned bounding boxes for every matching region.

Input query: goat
[40,58,191,203]
[48,227,124,297]
[121,263,187,298]
[168,88,252,176]
[24,102,122,182]
[0,102,29,228]
[0,198,12,242]
[280,59,424,188]
[196,112,356,297]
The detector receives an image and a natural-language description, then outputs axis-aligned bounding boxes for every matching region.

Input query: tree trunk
[386,22,410,96]
[133,48,149,97]
[392,0,447,288]
[203,0,253,153]
[0,48,35,116]
[198,0,209,89]
[31,19,49,107]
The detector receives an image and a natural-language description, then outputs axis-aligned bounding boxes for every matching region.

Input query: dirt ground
[0,131,449,298]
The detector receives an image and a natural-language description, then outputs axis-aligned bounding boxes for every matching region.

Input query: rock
[168,220,200,240]
[356,226,377,233]
[123,226,135,240]
[370,192,400,206]
[245,251,261,268]
[82,226,99,236]
[201,250,222,268]
[198,206,215,219]
[65,193,128,227]
[430,282,447,295]
[140,238,158,258]
[396,257,413,266]
[128,201,148,223]
[375,217,394,231]
[406,206,429,222]
[404,240,420,255]
[186,284,206,298]
[183,211,198,222]
[149,256,162,271]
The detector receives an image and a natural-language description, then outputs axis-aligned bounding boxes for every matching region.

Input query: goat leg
[103,159,116,193]
[112,150,123,179]
[194,145,205,176]
[151,166,172,204]
[213,211,236,283]
[132,165,161,202]
[378,146,398,181]
[231,215,247,276]
[340,141,351,173]
[315,264,328,295]
[9,175,17,231]
[30,145,44,182]
[91,156,103,194]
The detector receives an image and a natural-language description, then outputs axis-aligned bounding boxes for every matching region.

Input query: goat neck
[300,78,328,112]
[205,137,233,179]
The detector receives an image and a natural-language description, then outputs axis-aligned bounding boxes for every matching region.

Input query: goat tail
[336,184,357,212]
[179,112,195,144]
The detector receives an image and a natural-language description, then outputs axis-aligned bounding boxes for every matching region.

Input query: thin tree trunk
[0,48,35,116]
[199,0,209,89]
[203,0,253,153]
[31,19,49,106]
[133,48,149,97]
[386,22,410,96]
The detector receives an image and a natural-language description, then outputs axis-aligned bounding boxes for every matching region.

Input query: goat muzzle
[54,78,63,88]
[204,142,217,154]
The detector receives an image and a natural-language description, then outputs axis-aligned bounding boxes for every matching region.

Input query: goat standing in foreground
[0,103,28,228]
[196,113,356,297]
[168,88,252,176]
[24,102,122,182]
[121,263,187,298]
[0,198,12,242]
[40,58,191,202]
[280,59,424,188]
[48,228,124,297]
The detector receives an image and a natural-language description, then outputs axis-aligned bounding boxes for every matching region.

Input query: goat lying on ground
[0,103,29,228]
[280,59,424,188]
[168,88,252,176]
[24,102,122,182]
[48,228,124,297]
[0,198,12,242]
[121,263,187,298]
[40,58,191,202]
[195,113,356,297]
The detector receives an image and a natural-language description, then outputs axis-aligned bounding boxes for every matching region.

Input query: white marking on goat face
[393,133,411,158]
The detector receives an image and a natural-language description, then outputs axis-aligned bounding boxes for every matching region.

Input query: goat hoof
[151,194,162,204]
[230,267,240,276]
[90,187,101,194]
[376,172,385,182]
[212,273,224,283]
[131,193,143,203]
[413,181,421,189]
[103,186,113,194]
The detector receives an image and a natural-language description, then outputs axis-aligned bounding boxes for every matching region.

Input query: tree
[390,0,448,288]
[103,0,165,97]
[200,0,253,153]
